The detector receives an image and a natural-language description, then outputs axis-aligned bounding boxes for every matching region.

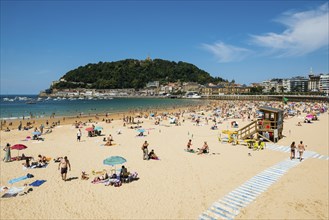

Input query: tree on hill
[51,59,227,90]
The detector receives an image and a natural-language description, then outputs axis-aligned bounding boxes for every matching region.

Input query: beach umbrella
[103,156,126,166]
[137,129,145,133]
[306,114,313,119]
[85,127,94,132]
[32,131,41,136]
[11,144,28,157]
[94,126,103,131]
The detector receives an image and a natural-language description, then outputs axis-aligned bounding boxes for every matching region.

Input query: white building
[146,81,159,88]
[282,79,291,92]
[262,79,281,93]
[308,74,321,92]
[320,74,329,95]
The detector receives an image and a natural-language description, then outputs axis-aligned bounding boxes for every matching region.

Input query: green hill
[51,58,226,90]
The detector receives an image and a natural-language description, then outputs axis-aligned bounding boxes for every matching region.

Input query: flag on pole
[283,97,288,104]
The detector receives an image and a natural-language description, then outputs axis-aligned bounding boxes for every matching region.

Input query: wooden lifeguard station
[237,106,284,143]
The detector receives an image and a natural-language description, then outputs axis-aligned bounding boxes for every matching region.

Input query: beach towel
[184,149,196,153]
[29,180,46,187]
[104,178,121,186]
[1,187,25,198]
[92,169,106,175]
[1,193,18,198]
[23,163,48,170]
[103,143,117,147]
[32,140,43,144]
[91,178,109,184]
[8,175,29,184]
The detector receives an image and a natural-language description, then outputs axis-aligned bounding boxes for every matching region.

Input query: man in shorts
[298,141,306,162]
[58,156,71,181]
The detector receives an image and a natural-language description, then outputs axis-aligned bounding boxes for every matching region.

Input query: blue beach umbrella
[103,156,127,166]
[94,126,103,131]
[137,129,145,133]
[32,131,41,136]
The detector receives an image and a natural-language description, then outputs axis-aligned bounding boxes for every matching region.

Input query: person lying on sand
[92,172,109,182]
[53,157,63,163]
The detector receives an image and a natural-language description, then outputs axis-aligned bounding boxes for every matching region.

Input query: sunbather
[93,172,109,182]
[148,149,159,160]
[197,141,209,155]
[120,166,129,179]
[53,157,63,163]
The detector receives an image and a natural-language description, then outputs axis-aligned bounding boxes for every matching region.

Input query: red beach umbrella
[85,127,94,131]
[11,144,28,158]
[11,144,28,150]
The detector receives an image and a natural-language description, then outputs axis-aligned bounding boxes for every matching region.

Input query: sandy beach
[0,100,328,219]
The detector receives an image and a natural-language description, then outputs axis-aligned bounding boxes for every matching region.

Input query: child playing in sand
[81,171,89,180]
[187,139,193,152]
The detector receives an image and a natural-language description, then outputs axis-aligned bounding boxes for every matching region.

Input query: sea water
[0,95,205,120]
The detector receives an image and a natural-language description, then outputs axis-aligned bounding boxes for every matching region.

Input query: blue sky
[1,1,328,94]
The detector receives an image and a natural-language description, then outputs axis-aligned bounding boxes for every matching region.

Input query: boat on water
[185,92,201,99]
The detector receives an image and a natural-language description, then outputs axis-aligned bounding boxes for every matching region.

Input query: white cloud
[201,41,252,63]
[251,3,329,57]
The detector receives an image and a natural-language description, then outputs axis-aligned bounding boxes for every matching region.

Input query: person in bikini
[58,156,71,181]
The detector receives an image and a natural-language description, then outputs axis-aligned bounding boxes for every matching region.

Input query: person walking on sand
[58,156,71,181]
[77,129,82,142]
[141,141,149,160]
[290,141,296,160]
[298,141,306,162]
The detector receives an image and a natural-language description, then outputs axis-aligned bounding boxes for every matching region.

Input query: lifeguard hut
[237,106,284,143]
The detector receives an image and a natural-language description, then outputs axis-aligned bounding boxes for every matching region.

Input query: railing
[237,121,257,140]
[201,94,329,102]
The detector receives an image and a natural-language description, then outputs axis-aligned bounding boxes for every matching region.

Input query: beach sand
[0,103,328,219]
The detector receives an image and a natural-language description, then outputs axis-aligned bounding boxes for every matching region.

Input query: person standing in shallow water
[58,156,71,181]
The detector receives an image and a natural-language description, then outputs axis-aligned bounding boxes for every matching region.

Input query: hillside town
[40,71,329,98]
